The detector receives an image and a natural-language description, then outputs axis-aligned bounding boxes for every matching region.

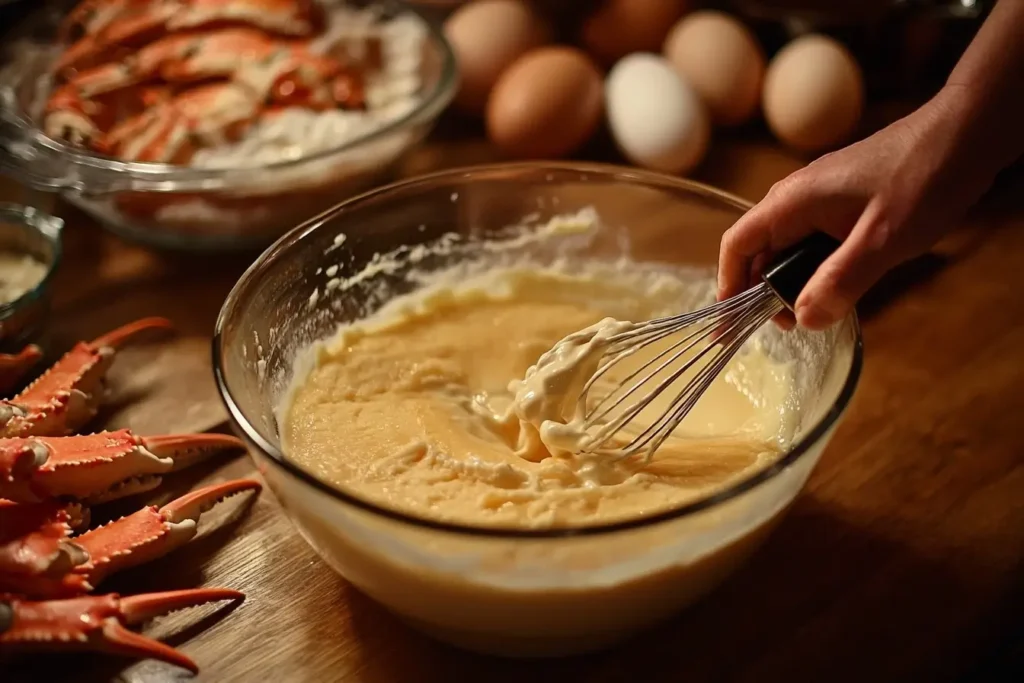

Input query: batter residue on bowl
[281,249,801,529]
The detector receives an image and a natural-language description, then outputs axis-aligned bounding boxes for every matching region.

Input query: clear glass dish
[213,162,863,657]
[0,0,457,251]
[0,203,62,349]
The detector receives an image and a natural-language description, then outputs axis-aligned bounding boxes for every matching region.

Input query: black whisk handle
[761,231,842,310]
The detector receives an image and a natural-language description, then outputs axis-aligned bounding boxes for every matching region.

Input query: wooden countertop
[3,125,1022,683]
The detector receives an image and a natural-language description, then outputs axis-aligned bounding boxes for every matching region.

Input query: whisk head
[576,282,784,462]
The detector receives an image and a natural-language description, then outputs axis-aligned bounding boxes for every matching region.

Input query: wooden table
[3,123,1023,682]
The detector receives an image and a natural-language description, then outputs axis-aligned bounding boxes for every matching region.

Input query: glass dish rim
[212,161,864,539]
[2,0,458,185]
[0,202,63,320]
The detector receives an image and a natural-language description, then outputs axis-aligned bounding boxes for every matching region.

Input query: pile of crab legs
[44,0,377,163]
[0,317,262,674]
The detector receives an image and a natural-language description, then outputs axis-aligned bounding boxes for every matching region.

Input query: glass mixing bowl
[0,0,457,251]
[213,162,863,657]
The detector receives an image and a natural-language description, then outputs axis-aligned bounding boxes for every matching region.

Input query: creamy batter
[281,261,799,529]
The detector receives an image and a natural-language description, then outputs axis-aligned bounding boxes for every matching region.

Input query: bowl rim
[0,0,458,187]
[213,161,864,539]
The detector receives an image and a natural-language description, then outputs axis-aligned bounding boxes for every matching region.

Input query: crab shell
[0,431,258,597]
[0,315,263,672]
[55,0,324,77]
[0,317,172,438]
[1,588,245,673]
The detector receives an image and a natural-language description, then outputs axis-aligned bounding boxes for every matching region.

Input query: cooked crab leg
[0,429,246,503]
[0,501,90,597]
[0,345,43,397]
[0,588,244,673]
[56,0,324,76]
[0,318,174,438]
[76,478,261,589]
[0,478,261,598]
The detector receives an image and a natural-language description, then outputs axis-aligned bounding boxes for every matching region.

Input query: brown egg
[486,47,603,159]
[581,0,690,67]
[444,0,551,114]
[663,10,765,126]
[762,34,865,153]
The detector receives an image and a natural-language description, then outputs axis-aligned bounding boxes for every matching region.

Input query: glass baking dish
[0,0,457,251]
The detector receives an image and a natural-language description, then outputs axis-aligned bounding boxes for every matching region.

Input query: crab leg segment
[0,345,43,397]
[74,478,261,589]
[0,318,174,438]
[0,588,244,673]
[0,429,245,504]
[0,501,90,597]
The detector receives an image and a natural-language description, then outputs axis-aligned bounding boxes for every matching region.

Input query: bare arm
[717,0,1024,329]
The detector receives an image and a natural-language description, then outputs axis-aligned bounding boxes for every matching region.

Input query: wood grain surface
[2,126,1022,683]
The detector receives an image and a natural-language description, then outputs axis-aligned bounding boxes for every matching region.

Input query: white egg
[605,53,710,174]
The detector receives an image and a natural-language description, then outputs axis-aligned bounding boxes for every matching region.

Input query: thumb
[794,204,900,329]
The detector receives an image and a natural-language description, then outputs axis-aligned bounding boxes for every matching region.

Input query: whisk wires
[577,282,784,462]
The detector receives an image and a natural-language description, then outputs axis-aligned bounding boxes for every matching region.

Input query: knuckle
[767,171,809,200]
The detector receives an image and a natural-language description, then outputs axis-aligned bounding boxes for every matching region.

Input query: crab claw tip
[102,621,200,674]
[142,433,246,470]
[89,317,175,350]
[120,587,245,624]
[161,478,262,523]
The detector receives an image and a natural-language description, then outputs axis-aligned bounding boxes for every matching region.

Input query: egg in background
[762,34,865,152]
[605,53,709,174]
[486,47,604,159]
[581,0,690,67]
[663,10,765,127]
[444,0,551,114]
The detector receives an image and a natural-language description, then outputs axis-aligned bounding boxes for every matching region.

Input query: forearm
[940,0,1024,178]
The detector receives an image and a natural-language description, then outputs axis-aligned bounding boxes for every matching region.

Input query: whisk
[576,232,841,462]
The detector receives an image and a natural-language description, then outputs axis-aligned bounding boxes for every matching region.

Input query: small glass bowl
[0,0,458,251]
[0,203,61,349]
[214,162,863,657]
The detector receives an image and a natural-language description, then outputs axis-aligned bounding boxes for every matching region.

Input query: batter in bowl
[281,257,800,529]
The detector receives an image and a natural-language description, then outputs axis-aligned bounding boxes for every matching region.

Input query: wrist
[913,85,1010,208]
[933,79,1024,178]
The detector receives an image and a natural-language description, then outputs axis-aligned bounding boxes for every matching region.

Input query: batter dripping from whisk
[281,258,800,529]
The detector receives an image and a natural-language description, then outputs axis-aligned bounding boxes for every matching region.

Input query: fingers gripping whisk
[577,283,783,461]
[572,231,842,462]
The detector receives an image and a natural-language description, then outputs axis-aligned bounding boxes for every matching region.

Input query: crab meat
[265,50,366,111]
[101,82,262,163]
[0,429,247,503]
[60,27,283,100]
[57,0,324,77]
[1,478,261,597]
[0,588,244,673]
[0,318,173,438]
[0,345,43,397]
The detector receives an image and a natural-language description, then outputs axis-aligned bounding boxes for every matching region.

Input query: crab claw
[0,318,174,438]
[0,345,43,397]
[0,429,245,504]
[0,588,244,673]
[73,478,261,590]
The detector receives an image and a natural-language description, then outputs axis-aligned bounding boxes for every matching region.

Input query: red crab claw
[0,588,244,673]
[0,345,43,397]
[73,478,261,590]
[0,500,90,597]
[0,318,174,438]
[0,429,246,504]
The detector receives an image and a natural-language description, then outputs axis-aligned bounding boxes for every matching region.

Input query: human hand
[716,89,999,330]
